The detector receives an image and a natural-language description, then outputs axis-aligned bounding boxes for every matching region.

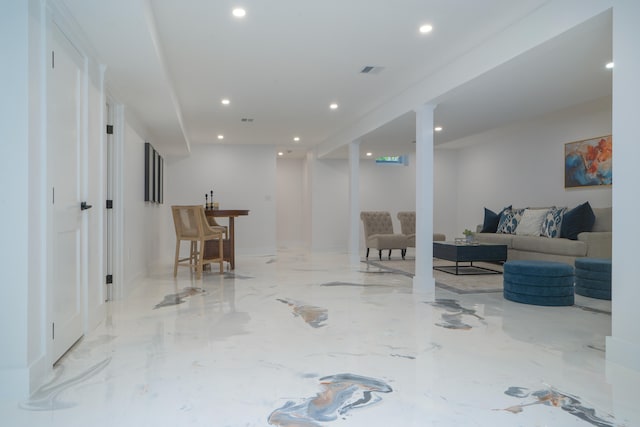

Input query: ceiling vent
[241,118,254,122]
[360,66,384,75]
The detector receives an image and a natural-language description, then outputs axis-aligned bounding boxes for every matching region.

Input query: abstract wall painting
[564,135,612,188]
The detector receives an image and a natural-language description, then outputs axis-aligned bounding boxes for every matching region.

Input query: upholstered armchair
[397,211,446,257]
[397,211,417,249]
[360,211,408,260]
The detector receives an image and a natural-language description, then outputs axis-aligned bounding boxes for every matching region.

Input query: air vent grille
[360,65,384,75]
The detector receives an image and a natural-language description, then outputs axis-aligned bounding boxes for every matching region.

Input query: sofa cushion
[561,202,595,240]
[366,234,408,249]
[474,232,514,248]
[511,235,587,257]
[481,208,500,233]
[541,207,567,238]
[515,208,548,236]
[592,207,612,232]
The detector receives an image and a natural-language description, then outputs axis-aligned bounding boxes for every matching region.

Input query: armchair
[360,211,408,260]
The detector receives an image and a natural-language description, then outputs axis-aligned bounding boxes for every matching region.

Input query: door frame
[104,96,125,301]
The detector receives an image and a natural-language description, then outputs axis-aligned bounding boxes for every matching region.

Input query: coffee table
[433,241,507,275]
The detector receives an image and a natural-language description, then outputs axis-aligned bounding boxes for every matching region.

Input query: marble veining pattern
[2,249,636,426]
[500,386,617,426]
[268,373,392,426]
[277,298,328,328]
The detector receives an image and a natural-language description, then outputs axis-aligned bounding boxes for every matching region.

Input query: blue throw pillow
[497,206,525,235]
[481,208,500,233]
[496,205,513,234]
[541,207,566,238]
[560,202,595,240]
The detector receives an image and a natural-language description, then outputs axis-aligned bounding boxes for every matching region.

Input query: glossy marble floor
[3,249,639,426]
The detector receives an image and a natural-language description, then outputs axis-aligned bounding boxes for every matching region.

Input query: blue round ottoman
[575,258,611,300]
[503,260,574,306]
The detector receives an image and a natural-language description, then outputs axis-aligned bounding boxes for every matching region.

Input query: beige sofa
[474,207,611,264]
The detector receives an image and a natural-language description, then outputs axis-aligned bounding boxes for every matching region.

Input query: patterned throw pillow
[496,208,525,234]
[515,208,549,236]
[541,207,567,238]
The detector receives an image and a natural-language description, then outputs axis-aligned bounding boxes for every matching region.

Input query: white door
[48,24,84,363]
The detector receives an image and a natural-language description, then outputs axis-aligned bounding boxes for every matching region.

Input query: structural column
[607,0,640,372]
[348,140,361,264]
[413,103,436,294]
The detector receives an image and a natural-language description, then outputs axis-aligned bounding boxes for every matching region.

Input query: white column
[607,0,640,372]
[413,104,436,294]
[348,140,361,264]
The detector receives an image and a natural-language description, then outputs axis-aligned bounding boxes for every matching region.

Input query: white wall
[274,154,418,252]
[434,149,458,241]
[435,97,612,238]
[276,158,304,248]
[309,158,350,251]
[360,155,417,243]
[0,0,32,398]
[303,154,416,251]
[120,123,161,290]
[163,144,277,260]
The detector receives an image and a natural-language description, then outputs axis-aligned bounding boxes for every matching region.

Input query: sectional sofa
[473,203,611,264]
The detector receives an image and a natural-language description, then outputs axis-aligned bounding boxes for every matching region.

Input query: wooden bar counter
[204,209,249,270]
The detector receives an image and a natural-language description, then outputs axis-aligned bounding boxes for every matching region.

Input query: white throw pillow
[515,208,549,236]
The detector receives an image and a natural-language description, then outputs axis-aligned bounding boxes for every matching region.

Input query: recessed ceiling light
[419,24,433,34]
[217,135,224,140]
[278,151,284,156]
[293,137,300,142]
[606,62,614,69]
[434,126,443,132]
[330,103,339,110]
[221,99,230,105]
[366,152,373,157]
[232,8,246,18]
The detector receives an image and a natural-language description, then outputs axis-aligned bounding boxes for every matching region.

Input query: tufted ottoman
[503,260,574,306]
[575,258,612,300]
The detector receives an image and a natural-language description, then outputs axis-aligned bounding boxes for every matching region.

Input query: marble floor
[3,249,639,427]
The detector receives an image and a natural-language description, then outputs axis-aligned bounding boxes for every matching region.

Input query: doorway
[47,23,85,363]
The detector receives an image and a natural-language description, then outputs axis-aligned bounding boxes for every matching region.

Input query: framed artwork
[564,135,612,188]
[144,142,163,203]
[157,154,163,204]
[153,149,158,202]
[144,142,154,201]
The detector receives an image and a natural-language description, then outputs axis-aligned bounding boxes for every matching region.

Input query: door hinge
[106,124,114,135]
[52,323,55,340]
[106,199,113,209]
[106,275,113,284]
[51,50,55,69]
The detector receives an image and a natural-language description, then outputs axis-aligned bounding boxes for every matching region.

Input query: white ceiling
[58,0,611,159]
